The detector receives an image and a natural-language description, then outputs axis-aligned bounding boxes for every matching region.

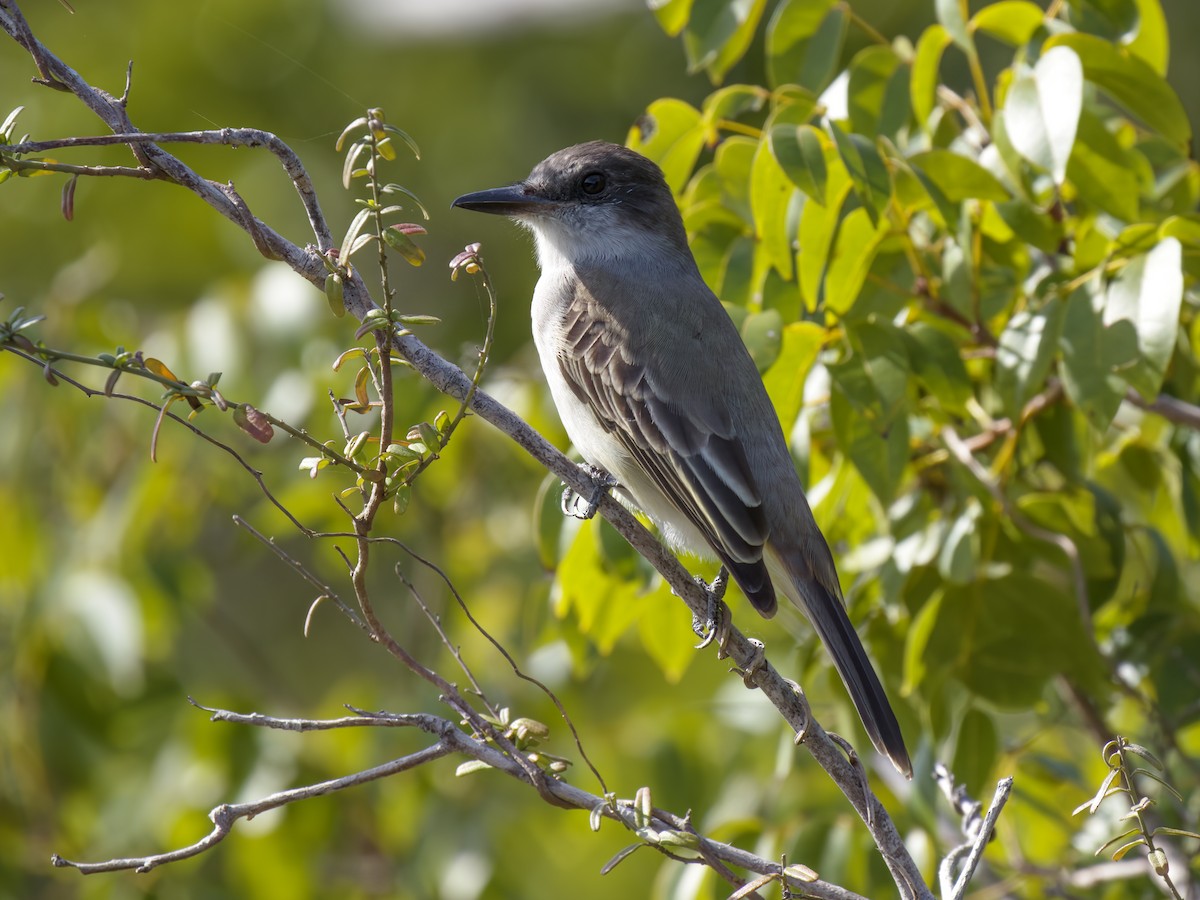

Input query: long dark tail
[770,552,912,777]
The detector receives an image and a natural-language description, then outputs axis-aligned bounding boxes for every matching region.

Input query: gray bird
[453,141,911,777]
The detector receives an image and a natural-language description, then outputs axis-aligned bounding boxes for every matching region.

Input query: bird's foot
[730,638,767,688]
[560,464,616,520]
[691,566,731,655]
[787,679,812,748]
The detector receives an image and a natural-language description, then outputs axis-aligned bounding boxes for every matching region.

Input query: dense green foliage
[2,0,1199,898]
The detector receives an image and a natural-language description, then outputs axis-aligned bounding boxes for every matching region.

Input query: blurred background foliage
[2,0,1199,898]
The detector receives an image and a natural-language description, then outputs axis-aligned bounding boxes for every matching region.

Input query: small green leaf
[397,314,442,326]
[750,138,795,279]
[936,0,972,50]
[1059,287,1135,431]
[852,319,911,427]
[324,273,345,318]
[761,321,825,430]
[824,207,888,315]
[627,99,704,194]
[911,24,951,130]
[939,502,980,585]
[828,122,891,223]
[1104,237,1183,397]
[905,321,973,414]
[769,123,828,201]
[995,200,1064,254]
[797,154,852,309]
[1067,109,1142,221]
[681,0,769,83]
[1066,0,1139,42]
[847,45,901,137]
[383,225,425,266]
[700,84,767,139]
[970,0,1045,45]
[649,0,694,35]
[765,0,842,93]
[1044,32,1191,147]
[953,707,998,797]
[1127,0,1169,75]
[829,355,910,504]
[741,309,784,372]
[909,149,1011,203]
[1003,46,1083,184]
[995,299,1066,415]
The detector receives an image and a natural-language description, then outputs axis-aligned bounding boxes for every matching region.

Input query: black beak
[451,184,553,215]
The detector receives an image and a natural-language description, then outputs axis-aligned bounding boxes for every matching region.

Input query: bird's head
[452,141,689,270]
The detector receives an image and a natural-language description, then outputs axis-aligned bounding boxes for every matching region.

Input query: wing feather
[556,285,777,612]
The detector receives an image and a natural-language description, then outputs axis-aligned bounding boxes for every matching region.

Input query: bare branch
[938,776,1014,899]
[52,741,454,874]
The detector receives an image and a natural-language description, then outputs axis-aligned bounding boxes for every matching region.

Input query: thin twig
[52,742,453,874]
[231,515,367,633]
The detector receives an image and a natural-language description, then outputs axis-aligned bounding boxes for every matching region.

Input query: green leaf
[828,122,891,224]
[905,321,973,414]
[995,199,1064,254]
[851,319,911,428]
[951,574,1100,708]
[953,708,998,797]
[909,149,1011,203]
[824,207,888,315]
[682,0,769,83]
[765,0,842,93]
[741,309,785,372]
[637,578,700,682]
[769,123,828,201]
[830,363,910,504]
[750,138,796,279]
[534,475,565,570]
[1003,46,1083,184]
[555,518,643,651]
[1066,0,1140,42]
[912,24,951,130]
[627,99,705,194]
[969,0,1046,45]
[939,501,981,585]
[847,45,901,137]
[936,0,972,50]
[797,150,852,310]
[1067,109,1142,221]
[649,0,695,36]
[1103,237,1184,398]
[761,321,826,430]
[995,299,1067,415]
[903,589,961,693]
[701,84,768,140]
[1059,287,1136,430]
[877,60,913,141]
[1044,32,1191,147]
[1127,0,1169,75]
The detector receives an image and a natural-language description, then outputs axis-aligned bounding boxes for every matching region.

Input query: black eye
[581,172,606,195]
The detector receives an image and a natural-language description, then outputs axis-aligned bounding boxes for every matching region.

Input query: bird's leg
[691,566,731,654]
[560,464,617,520]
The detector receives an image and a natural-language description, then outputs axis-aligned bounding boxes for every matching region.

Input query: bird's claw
[560,464,617,520]
[691,566,731,654]
[787,679,811,747]
[730,638,766,687]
